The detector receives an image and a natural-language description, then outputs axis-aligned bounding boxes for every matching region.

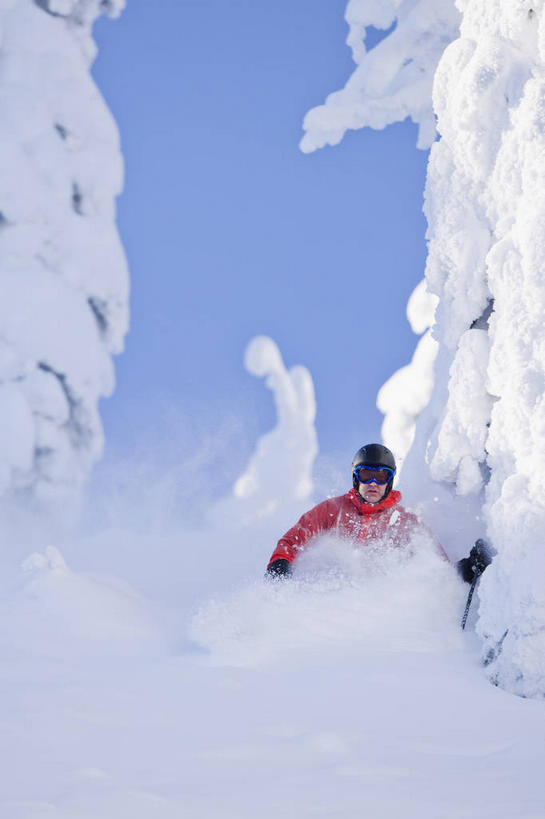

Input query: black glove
[457,538,493,583]
[266,558,292,579]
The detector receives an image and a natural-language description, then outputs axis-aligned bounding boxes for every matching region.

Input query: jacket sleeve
[267,499,339,568]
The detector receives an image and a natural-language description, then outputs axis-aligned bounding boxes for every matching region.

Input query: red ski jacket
[267,488,435,568]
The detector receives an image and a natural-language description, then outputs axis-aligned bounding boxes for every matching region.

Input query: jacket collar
[347,487,401,515]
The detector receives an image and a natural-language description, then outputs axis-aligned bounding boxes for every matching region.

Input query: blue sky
[92,0,429,482]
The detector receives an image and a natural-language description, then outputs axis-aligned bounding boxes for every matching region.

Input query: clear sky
[91,0,429,483]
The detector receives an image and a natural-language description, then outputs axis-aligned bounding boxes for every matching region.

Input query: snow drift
[0,0,128,504]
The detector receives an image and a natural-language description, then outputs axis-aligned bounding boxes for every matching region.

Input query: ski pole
[461,568,481,630]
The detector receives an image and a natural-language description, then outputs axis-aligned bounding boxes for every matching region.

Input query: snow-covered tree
[225,335,318,527]
[0,0,128,504]
[304,0,545,697]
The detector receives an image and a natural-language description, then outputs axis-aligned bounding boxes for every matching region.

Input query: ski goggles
[353,464,395,485]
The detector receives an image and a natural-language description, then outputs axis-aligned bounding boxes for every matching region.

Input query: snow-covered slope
[1,341,544,817]
[0,0,128,503]
[303,1,545,698]
[4,536,545,818]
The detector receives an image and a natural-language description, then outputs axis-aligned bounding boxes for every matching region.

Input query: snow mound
[190,535,465,667]
[0,546,163,660]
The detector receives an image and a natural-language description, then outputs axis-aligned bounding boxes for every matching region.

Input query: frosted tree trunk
[0,0,128,505]
[303,0,545,697]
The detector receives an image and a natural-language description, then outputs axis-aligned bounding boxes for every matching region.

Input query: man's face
[358,480,387,504]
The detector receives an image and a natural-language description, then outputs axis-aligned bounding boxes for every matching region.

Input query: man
[266,443,490,580]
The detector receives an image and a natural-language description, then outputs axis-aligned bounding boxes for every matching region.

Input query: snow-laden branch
[300,0,461,153]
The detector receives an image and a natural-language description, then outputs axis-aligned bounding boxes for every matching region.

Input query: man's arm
[266,498,339,575]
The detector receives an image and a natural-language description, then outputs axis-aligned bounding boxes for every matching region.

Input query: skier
[266,443,492,580]
[266,443,436,577]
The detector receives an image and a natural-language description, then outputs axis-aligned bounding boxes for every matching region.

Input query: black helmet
[352,443,396,498]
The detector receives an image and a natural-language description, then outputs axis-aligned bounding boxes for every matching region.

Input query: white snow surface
[0,0,128,503]
[300,0,461,153]
[307,2,545,697]
[1,340,545,816]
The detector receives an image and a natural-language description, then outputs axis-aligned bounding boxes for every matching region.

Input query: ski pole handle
[461,569,481,630]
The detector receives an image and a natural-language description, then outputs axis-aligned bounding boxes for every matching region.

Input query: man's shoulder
[310,494,348,513]
[301,494,348,521]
